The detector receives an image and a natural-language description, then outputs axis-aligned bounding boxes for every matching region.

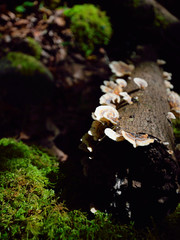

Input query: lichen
[64,4,112,56]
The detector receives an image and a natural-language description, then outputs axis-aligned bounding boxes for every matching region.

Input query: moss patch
[25,37,42,60]
[1,138,180,239]
[172,118,180,142]
[5,51,52,79]
[64,4,112,56]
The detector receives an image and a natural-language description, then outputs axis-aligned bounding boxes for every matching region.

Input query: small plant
[15,1,36,13]
[64,4,112,56]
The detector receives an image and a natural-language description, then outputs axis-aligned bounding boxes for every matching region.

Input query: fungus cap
[116,78,127,88]
[167,91,180,109]
[104,128,124,141]
[119,92,133,104]
[133,77,148,90]
[100,80,117,94]
[100,80,124,95]
[163,71,172,81]
[99,93,120,107]
[156,59,166,65]
[164,80,174,89]
[121,130,154,148]
[92,105,119,125]
[109,61,134,77]
[167,112,176,120]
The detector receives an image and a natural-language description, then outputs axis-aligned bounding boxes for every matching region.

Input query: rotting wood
[80,60,180,223]
[116,61,175,152]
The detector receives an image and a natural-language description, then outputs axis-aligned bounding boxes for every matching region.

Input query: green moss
[25,37,42,60]
[132,0,142,8]
[0,138,139,239]
[1,139,180,239]
[153,8,171,29]
[5,52,53,80]
[0,138,60,239]
[64,4,112,56]
[172,118,180,141]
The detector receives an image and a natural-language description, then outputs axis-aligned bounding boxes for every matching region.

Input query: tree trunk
[81,60,180,224]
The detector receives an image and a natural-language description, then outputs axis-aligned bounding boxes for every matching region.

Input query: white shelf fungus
[119,92,133,104]
[100,79,127,96]
[167,112,176,121]
[121,130,154,148]
[92,105,120,125]
[99,93,120,107]
[104,128,124,141]
[163,71,172,81]
[109,61,134,77]
[164,80,174,89]
[156,59,166,65]
[133,77,148,90]
[115,78,127,88]
[167,90,180,117]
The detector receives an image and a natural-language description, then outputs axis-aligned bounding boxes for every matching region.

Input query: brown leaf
[0,13,10,21]
[15,19,29,26]
[54,17,66,27]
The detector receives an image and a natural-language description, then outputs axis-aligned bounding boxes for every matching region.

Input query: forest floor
[1,3,180,239]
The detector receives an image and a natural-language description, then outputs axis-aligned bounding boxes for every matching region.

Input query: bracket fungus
[163,71,172,81]
[109,61,134,77]
[92,105,119,125]
[100,79,126,96]
[121,130,154,148]
[99,93,120,107]
[115,78,127,88]
[104,128,124,141]
[119,92,133,104]
[133,77,148,90]
[167,90,180,117]
[164,80,174,89]
[156,59,166,65]
[167,112,176,121]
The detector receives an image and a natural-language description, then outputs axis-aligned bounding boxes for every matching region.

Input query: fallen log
[80,59,180,223]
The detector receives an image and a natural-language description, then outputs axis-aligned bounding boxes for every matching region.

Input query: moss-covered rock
[0,52,54,105]
[4,51,52,78]
[64,4,112,56]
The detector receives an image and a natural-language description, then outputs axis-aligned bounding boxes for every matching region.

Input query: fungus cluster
[160,63,180,118]
[167,90,180,117]
[80,58,180,152]
[80,59,155,151]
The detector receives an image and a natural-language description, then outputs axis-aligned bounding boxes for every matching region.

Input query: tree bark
[117,61,175,151]
[81,60,180,224]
